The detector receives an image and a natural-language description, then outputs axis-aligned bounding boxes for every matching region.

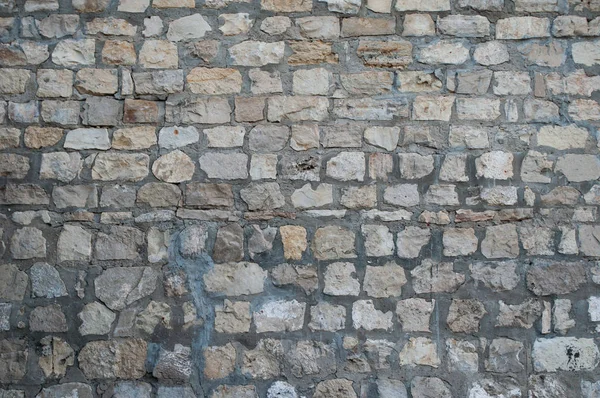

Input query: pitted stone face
[1,0,599,396]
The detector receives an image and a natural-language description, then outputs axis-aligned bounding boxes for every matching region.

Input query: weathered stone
[40,152,81,183]
[0,264,28,301]
[134,300,170,335]
[102,40,137,65]
[297,16,339,39]
[341,17,395,37]
[425,185,461,206]
[52,184,97,209]
[153,344,192,382]
[30,304,67,332]
[7,101,38,124]
[78,339,147,379]
[215,300,251,333]
[438,15,490,37]
[37,383,91,398]
[497,299,542,328]
[318,0,360,13]
[199,153,248,180]
[82,97,121,126]
[397,226,430,258]
[236,97,265,123]
[30,263,67,298]
[555,154,600,182]
[399,337,440,368]
[467,379,521,398]
[288,40,338,65]
[493,71,531,96]
[267,382,298,398]
[270,264,317,295]
[212,223,243,263]
[95,267,158,310]
[396,298,434,332]
[187,67,242,95]
[24,127,63,149]
[204,344,236,379]
[139,40,178,69]
[123,99,159,124]
[204,262,266,296]
[41,100,80,125]
[75,69,118,95]
[0,154,29,179]
[166,15,211,42]
[230,41,284,66]
[326,152,365,181]
[396,0,449,9]
[572,41,600,66]
[402,14,435,36]
[363,263,406,297]
[185,183,234,209]
[11,227,45,259]
[470,261,519,292]
[240,182,285,211]
[419,41,469,65]
[38,336,74,379]
[411,260,464,293]
[261,0,310,11]
[219,13,253,35]
[447,299,487,333]
[314,379,357,398]
[313,226,356,260]
[481,224,519,259]
[111,382,152,398]
[152,150,195,183]
[78,302,115,336]
[133,70,184,95]
[446,339,479,373]
[526,262,586,296]
[308,302,345,332]
[211,385,257,398]
[443,228,478,256]
[37,69,73,98]
[412,377,451,398]
[52,39,95,67]
[496,17,550,39]
[137,183,180,209]
[293,68,331,96]
[0,69,29,94]
[533,338,599,372]
[356,40,412,68]
[242,339,284,379]
[96,226,143,260]
[486,338,524,373]
[254,299,305,332]
[65,128,110,150]
[260,16,291,35]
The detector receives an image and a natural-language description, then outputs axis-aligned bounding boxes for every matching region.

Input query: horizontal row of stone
[2,338,599,397]
[3,67,600,102]
[1,0,598,14]
[2,122,596,151]
[6,213,600,263]
[2,37,600,75]
[3,148,600,186]
[2,98,598,133]
[4,13,600,42]
[3,377,600,398]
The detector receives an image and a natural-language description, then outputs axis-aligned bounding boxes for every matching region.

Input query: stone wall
[0,0,600,395]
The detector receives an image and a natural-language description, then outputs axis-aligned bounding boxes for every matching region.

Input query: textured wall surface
[1,0,600,395]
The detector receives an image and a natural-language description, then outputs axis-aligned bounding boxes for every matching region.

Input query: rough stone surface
[0,1,597,396]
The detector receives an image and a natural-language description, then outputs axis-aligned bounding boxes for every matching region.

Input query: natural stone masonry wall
[0,0,600,395]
